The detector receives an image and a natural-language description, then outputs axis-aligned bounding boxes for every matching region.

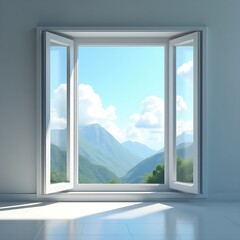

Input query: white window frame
[36,27,206,200]
[169,32,201,194]
[43,32,75,194]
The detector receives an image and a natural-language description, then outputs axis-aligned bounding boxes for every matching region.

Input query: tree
[176,156,193,183]
[107,179,121,184]
[51,171,66,183]
[144,164,164,184]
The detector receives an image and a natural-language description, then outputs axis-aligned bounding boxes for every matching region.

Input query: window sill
[37,191,207,202]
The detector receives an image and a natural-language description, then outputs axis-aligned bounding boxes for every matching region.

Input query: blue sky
[50,46,67,99]
[176,46,194,122]
[78,46,165,130]
[50,45,193,150]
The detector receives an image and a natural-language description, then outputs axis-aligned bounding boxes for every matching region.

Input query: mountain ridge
[51,123,142,177]
[121,140,157,159]
[79,123,141,177]
[51,144,119,183]
[122,142,193,183]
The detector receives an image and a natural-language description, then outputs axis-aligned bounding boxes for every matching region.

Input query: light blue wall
[0,0,240,199]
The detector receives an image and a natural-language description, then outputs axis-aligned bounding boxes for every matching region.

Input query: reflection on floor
[0,201,240,239]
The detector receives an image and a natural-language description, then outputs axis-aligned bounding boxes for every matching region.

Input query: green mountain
[78,135,121,176]
[51,129,67,150]
[122,152,164,183]
[121,140,157,159]
[78,155,119,183]
[79,124,141,176]
[122,143,193,183]
[176,132,193,145]
[51,124,142,177]
[51,144,67,183]
[51,144,119,184]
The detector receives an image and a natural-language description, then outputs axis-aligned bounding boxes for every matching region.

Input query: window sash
[43,32,74,194]
[168,32,201,194]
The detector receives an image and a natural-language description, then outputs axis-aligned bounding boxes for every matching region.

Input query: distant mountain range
[51,144,119,183]
[51,129,67,151]
[157,132,193,153]
[122,136,193,183]
[79,124,142,177]
[121,141,157,159]
[176,132,193,145]
[51,124,141,177]
[78,154,119,183]
[122,151,164,183]
[51,124,193,183]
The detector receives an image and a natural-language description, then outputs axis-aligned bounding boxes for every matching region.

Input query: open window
[40,29,202,196]
[169,32,201,194]
[43,32,74,194]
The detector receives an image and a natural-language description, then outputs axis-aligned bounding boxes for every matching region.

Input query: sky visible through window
[50,46,193,151]
[176,45,194,183]
[176,46,194,134]
[78,46,165,150]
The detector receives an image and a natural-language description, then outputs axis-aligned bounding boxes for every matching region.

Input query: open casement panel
[44,32,74,194]
[169,32,201,194]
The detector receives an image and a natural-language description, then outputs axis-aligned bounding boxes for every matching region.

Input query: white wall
[0,0,240,199]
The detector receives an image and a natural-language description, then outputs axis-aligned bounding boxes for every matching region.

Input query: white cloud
[133,96,164,129]
[50,85,193,151]
[50,110,66,129]
[125,124,164,151]
[176,120,193,136]
[177,60,193,76]
[103,121,125,143]
[125,95,193,150]
[177,60,193,84]
[78,84,125,141]
[50,83,125,141]
[176,95,188,111]
[124,96,165,150]
[78,84,117,126]
[125,124,142,140]
[50,84,67,130]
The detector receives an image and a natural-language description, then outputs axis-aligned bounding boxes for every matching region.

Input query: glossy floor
[0,201,240,240]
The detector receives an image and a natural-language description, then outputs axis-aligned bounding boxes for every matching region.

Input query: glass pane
[78,46,165,184]
[49,43,68,183]
[175,44,194,183]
